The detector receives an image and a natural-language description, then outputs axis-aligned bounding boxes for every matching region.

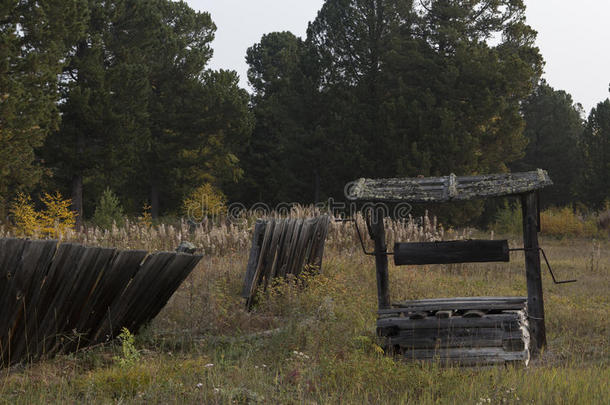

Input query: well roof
[347,169,553,203]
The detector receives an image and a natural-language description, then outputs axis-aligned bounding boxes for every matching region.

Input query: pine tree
[512,80,584,207]
[580,98,610,208]
[238,32,321,204]
[0,0,87,217]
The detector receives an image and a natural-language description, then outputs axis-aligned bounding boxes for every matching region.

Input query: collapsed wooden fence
[0,238,202,367]
[242,216,331,308]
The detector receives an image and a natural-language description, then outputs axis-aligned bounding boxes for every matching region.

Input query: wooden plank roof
[347,169,552,203]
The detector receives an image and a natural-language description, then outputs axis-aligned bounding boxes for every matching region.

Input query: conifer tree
[0,0,87,217]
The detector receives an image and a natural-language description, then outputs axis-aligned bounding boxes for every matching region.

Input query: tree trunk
[313,168,320,204]
[150,181,160,219]
[71,174,83,229]
[72,130,85,229]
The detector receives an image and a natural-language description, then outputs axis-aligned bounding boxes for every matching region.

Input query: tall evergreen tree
[0,0,86,217]
[512,80,584,207]
[580,98,610,208]
[238,32,322,204]
[45,0,151,223]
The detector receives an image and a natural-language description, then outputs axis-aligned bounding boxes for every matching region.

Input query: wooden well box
[346,170,554,366]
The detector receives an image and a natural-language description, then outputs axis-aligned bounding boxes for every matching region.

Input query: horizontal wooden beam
[347,169,552,203]
[377,313,524,332]
[393,240,510,266]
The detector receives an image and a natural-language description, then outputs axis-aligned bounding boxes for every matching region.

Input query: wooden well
[347,170,553,365]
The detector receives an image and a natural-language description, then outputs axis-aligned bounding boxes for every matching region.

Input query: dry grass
[0,208,451,254]
[0,214,608,404]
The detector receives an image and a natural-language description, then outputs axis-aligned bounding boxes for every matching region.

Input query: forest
[1,0,609,225]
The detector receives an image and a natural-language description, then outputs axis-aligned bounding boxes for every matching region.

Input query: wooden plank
[297,219,316,274]
[276,218,297,278]
[390,336,505,349]
[241,220,266,298]
[290,218,314,276]
[393,240,509,265]
[71,249,120,339]
[84,249,148,344]
[386,325,531,354]
[130,253,202,331]
[379,301,526,314]
[245,219,276,308]
[284,219,304,276]
[53,247,116,353]
[271,219,292,279]
[4,240,58,363]
[264,219,286,283]
[392,327,508,340]
[393,296,527,306]
[63,247,116,329]
[377,313,524,331]
[348,170,552,203]
[30,243,85,355]
[105,252,176,337]
[58,247,116,353]
[309,215,330,270]
[402,347,529,365]
[308,215,330,270]
[36,244,98,355]
[0,240,43,340]
[403,347,529,360]
[0,239,28,308]
[371,209,390,310]
[521,192,546,354]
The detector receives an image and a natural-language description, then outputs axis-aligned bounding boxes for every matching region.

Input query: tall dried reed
[0,206,457,254]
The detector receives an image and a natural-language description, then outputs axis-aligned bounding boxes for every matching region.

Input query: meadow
[0,211,608,404]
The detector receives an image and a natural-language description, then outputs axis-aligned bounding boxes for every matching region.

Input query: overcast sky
[187,0,610,113]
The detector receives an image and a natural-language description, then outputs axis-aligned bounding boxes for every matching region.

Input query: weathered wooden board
[242,215,331,308]
[348,169,552,203]
[402,348,529,366]
[377,313,523,331]
[393,240,510,265]
[0,238,202,367]
[379,302,526,315]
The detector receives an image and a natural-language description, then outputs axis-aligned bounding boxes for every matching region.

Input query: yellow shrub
[9,192,76,238]
[182,183,226,223]
[138,203,153,228]
[39,192,76,236]
[540,206,596,238]
[9,193,40,237]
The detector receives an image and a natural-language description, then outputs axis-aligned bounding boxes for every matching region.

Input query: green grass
[1,238,608,404]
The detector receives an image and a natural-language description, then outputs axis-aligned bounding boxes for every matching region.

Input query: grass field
[0,230,608,404]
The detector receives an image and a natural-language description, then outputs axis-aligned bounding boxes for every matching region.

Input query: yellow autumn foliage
[183,183,227,223]
[138,203,153,228]
[9,192,76,238]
